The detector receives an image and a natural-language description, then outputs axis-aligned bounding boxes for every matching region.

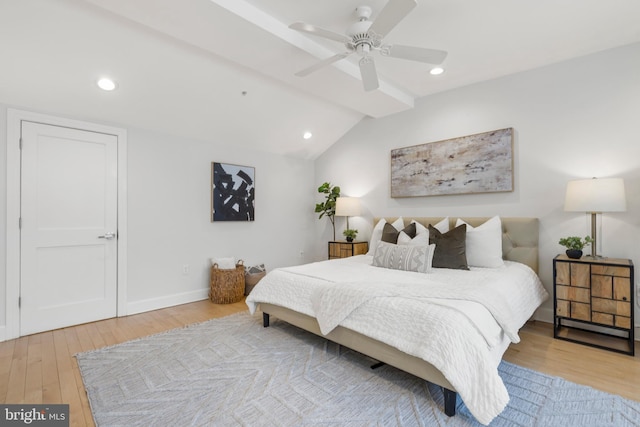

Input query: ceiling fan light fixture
[290,0,448,92]
[430,67,444,75]
[356,43,371,55]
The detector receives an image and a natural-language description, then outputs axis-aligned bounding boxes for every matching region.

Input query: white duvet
[246,255,548,425]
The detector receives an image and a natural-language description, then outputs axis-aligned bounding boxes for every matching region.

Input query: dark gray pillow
[428,224,469,270]
[381,222,416,244]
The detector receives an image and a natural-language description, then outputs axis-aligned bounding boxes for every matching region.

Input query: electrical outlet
[182,264,190,275]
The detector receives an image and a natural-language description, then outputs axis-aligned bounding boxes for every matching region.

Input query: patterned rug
[76,312,640,426]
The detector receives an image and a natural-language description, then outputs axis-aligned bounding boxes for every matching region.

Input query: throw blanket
[310,261,542,343]
[246,256,548,425]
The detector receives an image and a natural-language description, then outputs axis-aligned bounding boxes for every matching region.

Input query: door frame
[5,108,128,341]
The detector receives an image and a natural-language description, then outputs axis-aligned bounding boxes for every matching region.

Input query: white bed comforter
[246,256,548,425]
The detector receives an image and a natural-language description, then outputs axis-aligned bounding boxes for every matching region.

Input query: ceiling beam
[209,0,415,112]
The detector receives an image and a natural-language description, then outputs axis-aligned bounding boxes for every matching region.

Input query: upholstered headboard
[373,217,539,273]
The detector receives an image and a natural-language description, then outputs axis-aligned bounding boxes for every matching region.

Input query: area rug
[76,312,640,426]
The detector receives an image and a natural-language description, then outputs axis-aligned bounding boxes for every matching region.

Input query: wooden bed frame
[260,217,539,417]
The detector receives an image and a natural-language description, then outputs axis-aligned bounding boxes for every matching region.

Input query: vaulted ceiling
[1,0,639,159]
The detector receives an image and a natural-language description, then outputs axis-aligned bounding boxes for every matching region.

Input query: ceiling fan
[289,0,447,92]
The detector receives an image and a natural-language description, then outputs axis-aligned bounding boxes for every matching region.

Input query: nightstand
[553,254,635,355]
[328,241,369,259]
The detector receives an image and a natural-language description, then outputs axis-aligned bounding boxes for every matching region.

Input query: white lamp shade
[564,178,626,213]
[335,197,361,217]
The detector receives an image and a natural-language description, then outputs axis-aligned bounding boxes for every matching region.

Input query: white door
[19,121,118,336]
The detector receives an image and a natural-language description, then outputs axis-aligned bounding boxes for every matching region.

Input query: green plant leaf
[314,182,340,239]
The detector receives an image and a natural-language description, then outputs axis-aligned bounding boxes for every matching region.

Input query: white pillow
[367,217,404,255]
[455,216,504,268]
[210,257,237,269]
[411,220,428,236]
[411,217,449,236]
[373,241,436,273]
[433,217,449,234]
[397,231,429,246]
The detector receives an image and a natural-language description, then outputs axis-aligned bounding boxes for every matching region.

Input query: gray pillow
[381,222,416,244]
[428,224,469,270]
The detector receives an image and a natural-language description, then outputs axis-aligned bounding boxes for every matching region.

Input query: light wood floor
[1,300,638,426]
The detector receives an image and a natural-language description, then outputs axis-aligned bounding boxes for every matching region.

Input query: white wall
[315,42,640,328]
[125,127,317,313]
[1,104,317,335]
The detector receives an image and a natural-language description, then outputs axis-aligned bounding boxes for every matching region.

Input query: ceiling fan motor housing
[347,7,380,54]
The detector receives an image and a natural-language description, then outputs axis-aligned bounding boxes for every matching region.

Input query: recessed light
[429,67,444,76]
[97,78,117,91]
[303,132,313,140]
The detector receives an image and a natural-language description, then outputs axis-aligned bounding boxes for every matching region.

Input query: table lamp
[564,177,626,258]
[335,197,361,232]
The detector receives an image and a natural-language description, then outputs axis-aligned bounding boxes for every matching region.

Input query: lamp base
[589,212,597,258]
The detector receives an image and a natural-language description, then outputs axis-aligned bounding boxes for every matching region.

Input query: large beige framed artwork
[391,128,514,198]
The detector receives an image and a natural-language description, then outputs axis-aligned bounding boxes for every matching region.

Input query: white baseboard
[126,288,209,316]
[0,289,209,342]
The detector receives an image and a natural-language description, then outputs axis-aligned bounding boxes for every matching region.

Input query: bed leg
[443,388,457,417]
[263,313,270,327]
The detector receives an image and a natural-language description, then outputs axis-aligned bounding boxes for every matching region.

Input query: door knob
[98,232,116,240]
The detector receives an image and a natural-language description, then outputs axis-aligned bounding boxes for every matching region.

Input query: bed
[246,217,548,425]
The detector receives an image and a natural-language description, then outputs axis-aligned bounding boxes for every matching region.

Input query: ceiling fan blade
[359,56,379,91]
[295,52,352,77]
[368,0,417,38]
[382,44,448,64]
[289,22,351,44]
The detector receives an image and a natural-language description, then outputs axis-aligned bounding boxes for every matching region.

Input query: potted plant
[315,182,340,240]
[343,229,358,242]
[558,236,593,259]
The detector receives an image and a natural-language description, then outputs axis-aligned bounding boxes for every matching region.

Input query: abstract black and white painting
[211,162,255,222]
[390,128,513,197]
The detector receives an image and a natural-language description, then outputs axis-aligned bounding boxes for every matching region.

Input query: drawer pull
[622,296,627,301]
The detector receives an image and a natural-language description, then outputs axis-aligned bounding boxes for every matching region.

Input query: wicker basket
[209,260,244,304]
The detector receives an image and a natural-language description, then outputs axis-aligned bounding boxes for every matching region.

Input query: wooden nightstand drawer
[570,302,591,321]
[556,300,570,317]
[592,312,614,326]
[570,263,591,287]
[592,297,630,316]
[613,278,631,301]
[591,265,630,277]
[556,285,589,303]
[591,275,612,297]
[615,316,631,329]
[592,312,630,329]
[556,262,590,287]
